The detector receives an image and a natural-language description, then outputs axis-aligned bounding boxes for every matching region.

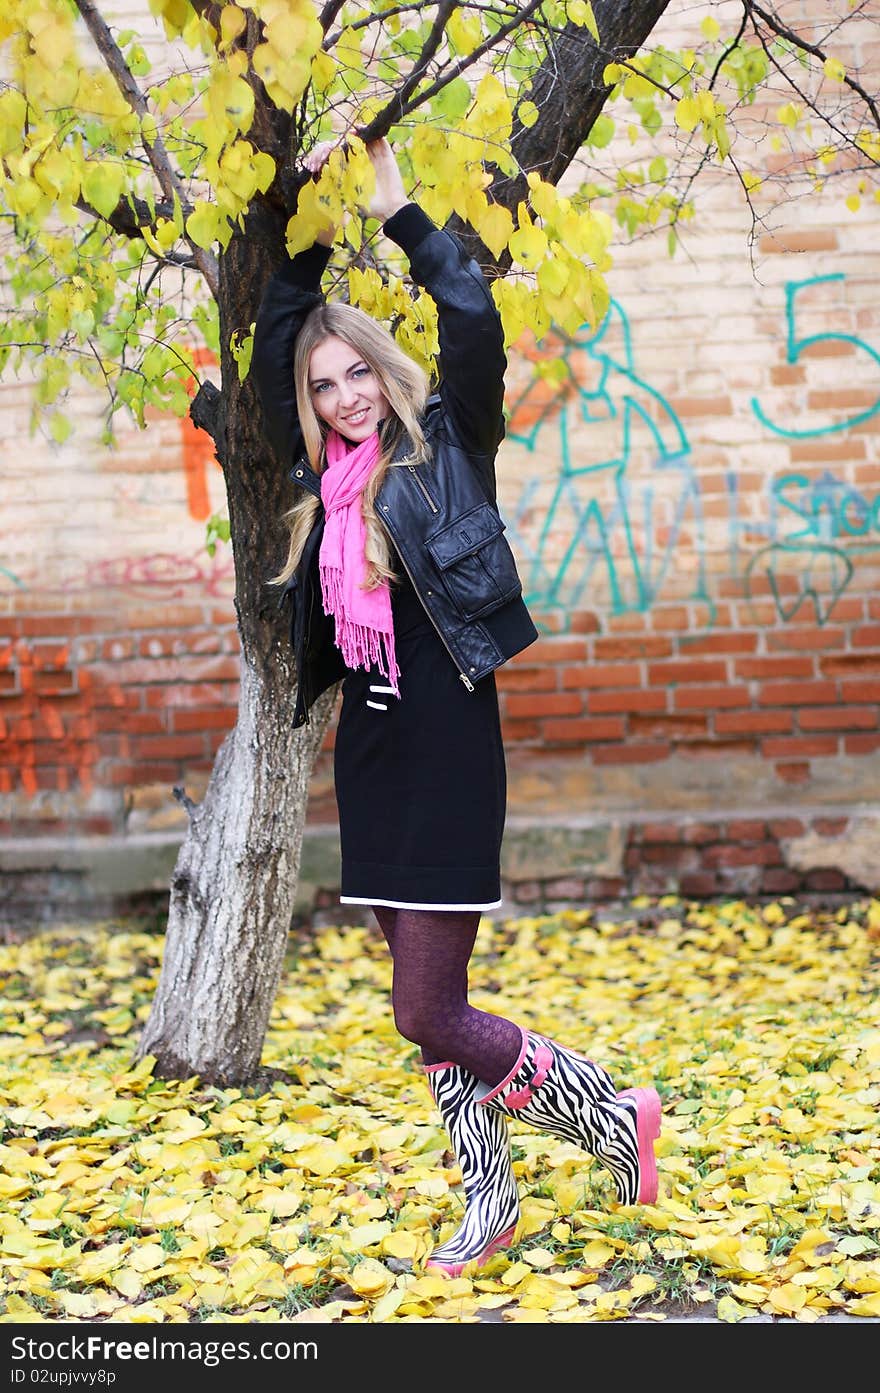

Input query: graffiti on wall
[502,301,708,624]
[501,273,880,629]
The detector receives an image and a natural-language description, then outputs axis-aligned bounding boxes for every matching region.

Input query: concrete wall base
[2,804,877,934]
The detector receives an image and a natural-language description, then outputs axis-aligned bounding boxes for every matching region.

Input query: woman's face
[308,335,390,444]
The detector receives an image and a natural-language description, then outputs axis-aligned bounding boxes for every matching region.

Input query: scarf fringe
[320,564,400,695]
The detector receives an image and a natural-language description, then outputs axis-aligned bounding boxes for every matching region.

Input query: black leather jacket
[251,202,538,728]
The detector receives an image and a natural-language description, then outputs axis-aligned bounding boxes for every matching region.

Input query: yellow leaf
[348,1258,394,1297]
[717,1294,748,1322]
[701,16,721,40]
[824,56,846,83]
[382,1231,420,1260]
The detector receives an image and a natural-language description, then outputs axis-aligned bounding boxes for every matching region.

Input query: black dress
[333,555,507,911]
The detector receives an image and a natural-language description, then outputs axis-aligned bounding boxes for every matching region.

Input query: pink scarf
[319,428,400,694]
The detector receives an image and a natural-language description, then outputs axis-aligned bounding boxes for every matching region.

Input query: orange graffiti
[0,638,103,796]
[505,327,578,435]
[182,346,221,522]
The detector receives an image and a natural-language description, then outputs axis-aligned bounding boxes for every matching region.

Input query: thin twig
[73,0,220,294]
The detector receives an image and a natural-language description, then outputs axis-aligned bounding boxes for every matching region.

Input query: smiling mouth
[344,408,369,424]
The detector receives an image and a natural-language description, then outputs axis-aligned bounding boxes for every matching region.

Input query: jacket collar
[289,414,428,498]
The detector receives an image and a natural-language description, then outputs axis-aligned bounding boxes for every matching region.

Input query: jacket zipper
[379,512,475,693]
[407,464,439,514]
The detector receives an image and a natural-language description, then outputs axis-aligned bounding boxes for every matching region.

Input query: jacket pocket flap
[425,503,505,569]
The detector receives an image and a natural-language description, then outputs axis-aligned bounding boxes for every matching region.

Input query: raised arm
[250,242,330,469]
[250,143,339,470]
[366,139,507,460]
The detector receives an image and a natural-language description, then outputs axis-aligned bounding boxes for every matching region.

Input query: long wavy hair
[270,302,431,590]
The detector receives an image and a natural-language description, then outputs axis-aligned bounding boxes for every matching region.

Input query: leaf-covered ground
[1,897,878,1325]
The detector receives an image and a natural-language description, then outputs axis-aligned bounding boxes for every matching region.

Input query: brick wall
[2,0,879,918]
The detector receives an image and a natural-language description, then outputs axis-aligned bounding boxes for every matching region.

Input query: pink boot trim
[618,1086,661,1204]
[424,1061,456,1073]
[425,1223,517,1278]
[473,1028,530,1106]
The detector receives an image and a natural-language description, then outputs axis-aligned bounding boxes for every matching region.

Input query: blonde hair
[270,302,431,589]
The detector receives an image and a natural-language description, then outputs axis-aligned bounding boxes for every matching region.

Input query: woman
[251,138,661,1277]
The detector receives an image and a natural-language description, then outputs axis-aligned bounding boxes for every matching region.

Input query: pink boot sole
[425,1223,517,1279]
[617,1086,661,1204]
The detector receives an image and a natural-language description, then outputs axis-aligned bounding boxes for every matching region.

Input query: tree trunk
[135,669,337,1085]
[135,202,338,1086]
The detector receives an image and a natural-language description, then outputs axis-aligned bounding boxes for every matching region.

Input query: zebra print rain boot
[475,1029,661,1206]
[423,1061,520,1277]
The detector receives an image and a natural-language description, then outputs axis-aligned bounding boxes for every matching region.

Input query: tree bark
[135,201,340,1085]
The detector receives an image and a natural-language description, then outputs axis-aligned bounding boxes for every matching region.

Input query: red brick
[568,610,602,634]
[630,714,709,740]
[758,680,838,706]
[145,682,238,708]
[104,762,180,786]
[172,709,238,732]
[800,706,877,730]
[841,679,880,702]
[679,739,755,759]
[852,626,880,647]
[702,843,781,868]
[542,717,625,743]
[762,736,838,758]
[543,877,586,899]
[638,822,684,844]
[677,633,758,655]
[667,394,734,417]
[594,637,673,660]
[500,719,541,741]
[591,742,670,765]
[650,607,690,631]
[505,693,583,717]
[716,710,793,734]
[683,822,722,844]
[843,733,880,754]
[132,735,206,759]
[811,816,849,836]
[768,818,806,838]
[789,438,865,461]
[532,639,588,661]
[674,685,750,710]
[761,868,801,893]
[767,628,846,652]
[758,229,838,253]
[640,844,699,867]
[821,654,880,677]
[727,820,767,841]
[775,762,811,783]
[561,663,641,689]
[495,667,558,693]
[589,689,666,714]
[805,869,848,891]
[679,872,720,896]
[125,605,206,629]
[648,660,727,685]
[735,657,814,679]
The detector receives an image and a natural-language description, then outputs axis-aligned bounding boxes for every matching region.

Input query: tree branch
[445,0,673,270]
[73,0,220,295]
[358,0,546,143]
[748,1,880,134]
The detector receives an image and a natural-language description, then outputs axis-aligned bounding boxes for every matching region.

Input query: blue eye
[352,366,371,378]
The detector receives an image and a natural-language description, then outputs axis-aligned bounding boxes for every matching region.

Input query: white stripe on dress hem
[340,895,503,911]
[369,684,397,694]
[366,700,387,710]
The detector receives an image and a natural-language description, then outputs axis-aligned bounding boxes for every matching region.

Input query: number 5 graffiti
[751,274,880,438]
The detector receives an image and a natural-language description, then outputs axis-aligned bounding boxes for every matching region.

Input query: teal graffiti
[751,274,880,438]
[744,541,854,625]
[502,301,711,624]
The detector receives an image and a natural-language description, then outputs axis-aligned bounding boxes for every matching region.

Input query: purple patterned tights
[371,905,522,1086]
